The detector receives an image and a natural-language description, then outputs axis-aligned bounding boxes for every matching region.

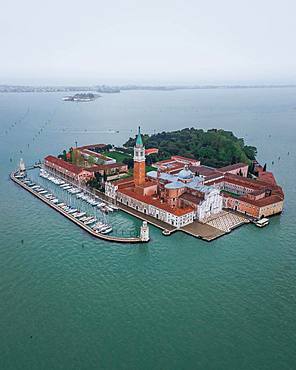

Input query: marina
[10,168,149,244]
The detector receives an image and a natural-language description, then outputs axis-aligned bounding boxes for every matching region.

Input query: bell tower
[133,126,146,186]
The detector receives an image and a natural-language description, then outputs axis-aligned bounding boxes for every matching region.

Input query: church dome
[177,165,193,180]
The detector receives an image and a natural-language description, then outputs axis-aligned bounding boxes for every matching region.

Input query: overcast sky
[1,0,295,85]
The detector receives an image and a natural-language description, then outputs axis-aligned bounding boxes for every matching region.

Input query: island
[11,127,284,242]
[62,93,100,102]
[1,84,296,94]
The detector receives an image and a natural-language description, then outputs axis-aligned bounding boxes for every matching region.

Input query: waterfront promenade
[118,203,228,241]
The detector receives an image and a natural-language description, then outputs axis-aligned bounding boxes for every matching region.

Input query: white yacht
[68,208,78,214]
[85,218,96,225]
[74,212,86,218]
[101,227,112,234]
[255,218,269,228]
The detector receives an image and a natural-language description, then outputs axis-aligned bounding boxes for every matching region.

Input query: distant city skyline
[1,0,295,85]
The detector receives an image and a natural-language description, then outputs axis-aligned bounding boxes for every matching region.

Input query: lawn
[145,165,155,173]
[102,150,131,163]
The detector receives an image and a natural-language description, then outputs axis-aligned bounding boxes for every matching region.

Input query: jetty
[10,171,149,244]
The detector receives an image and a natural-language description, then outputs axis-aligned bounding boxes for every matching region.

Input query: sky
[1,0,296,85]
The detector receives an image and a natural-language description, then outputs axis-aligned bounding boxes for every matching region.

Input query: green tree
[123,128,257,168]
[69,147,74,163]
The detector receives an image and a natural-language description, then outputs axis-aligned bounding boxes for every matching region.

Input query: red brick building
[206,172,284,218]
[44,155,94,183]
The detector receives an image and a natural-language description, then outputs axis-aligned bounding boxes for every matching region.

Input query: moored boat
[255,218,269,228]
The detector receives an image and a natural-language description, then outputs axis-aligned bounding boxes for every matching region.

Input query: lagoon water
[0,89,296,370]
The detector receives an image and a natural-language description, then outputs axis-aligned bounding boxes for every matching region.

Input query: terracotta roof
[135,181,157,189]
[207,172,284,204]
[179,193,204,205]
[87,162,127,171]
[207,173,271,191]
[113,176,134,186]
[119,188,194,216]
[221,191,279,207]
[189,165,219,177]
[154,158,176,166]
[80,149,111,161]
[258,171,277,186]
[204,173,224,181]
[145,148,159,155]
[225,173,283,193]
[76,143,107,150]
[44,155,91,175]
[163,163,185,174]
[219,163,248,172]
[240,194,283,207]
[171,155,196,162]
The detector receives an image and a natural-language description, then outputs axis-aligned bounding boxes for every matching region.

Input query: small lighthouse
[140,221,150,242]
[19,158,26,176]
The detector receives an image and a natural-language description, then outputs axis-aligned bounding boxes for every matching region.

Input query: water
[0,89,296,370]
[28,170,140,238]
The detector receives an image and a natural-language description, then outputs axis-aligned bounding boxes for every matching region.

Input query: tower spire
[136,125,143,147]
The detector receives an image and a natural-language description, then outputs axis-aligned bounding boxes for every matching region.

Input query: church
[105,127,223,228]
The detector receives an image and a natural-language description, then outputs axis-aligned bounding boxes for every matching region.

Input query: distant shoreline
[1,84,296,94]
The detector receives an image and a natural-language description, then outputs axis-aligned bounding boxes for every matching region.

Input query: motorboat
[84,218,96,225]
[68,208,78,214]
[255,218,269,228]
[74,212,86,218]
[101,227,112,234]
[80,216,89,222]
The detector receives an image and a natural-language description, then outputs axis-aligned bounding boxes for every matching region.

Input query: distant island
[62,93,100,102]
[1,84,296,94]
[0,85,120,93]
[123,128,257,168]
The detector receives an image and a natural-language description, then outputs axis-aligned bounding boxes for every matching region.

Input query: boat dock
[10,171,147,244]
[181,221,226,241]
[118,203,225,241]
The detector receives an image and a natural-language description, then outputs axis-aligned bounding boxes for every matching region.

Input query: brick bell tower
[133,126,146,186]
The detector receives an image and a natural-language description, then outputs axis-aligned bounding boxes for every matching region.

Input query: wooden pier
[10,172,147,244]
